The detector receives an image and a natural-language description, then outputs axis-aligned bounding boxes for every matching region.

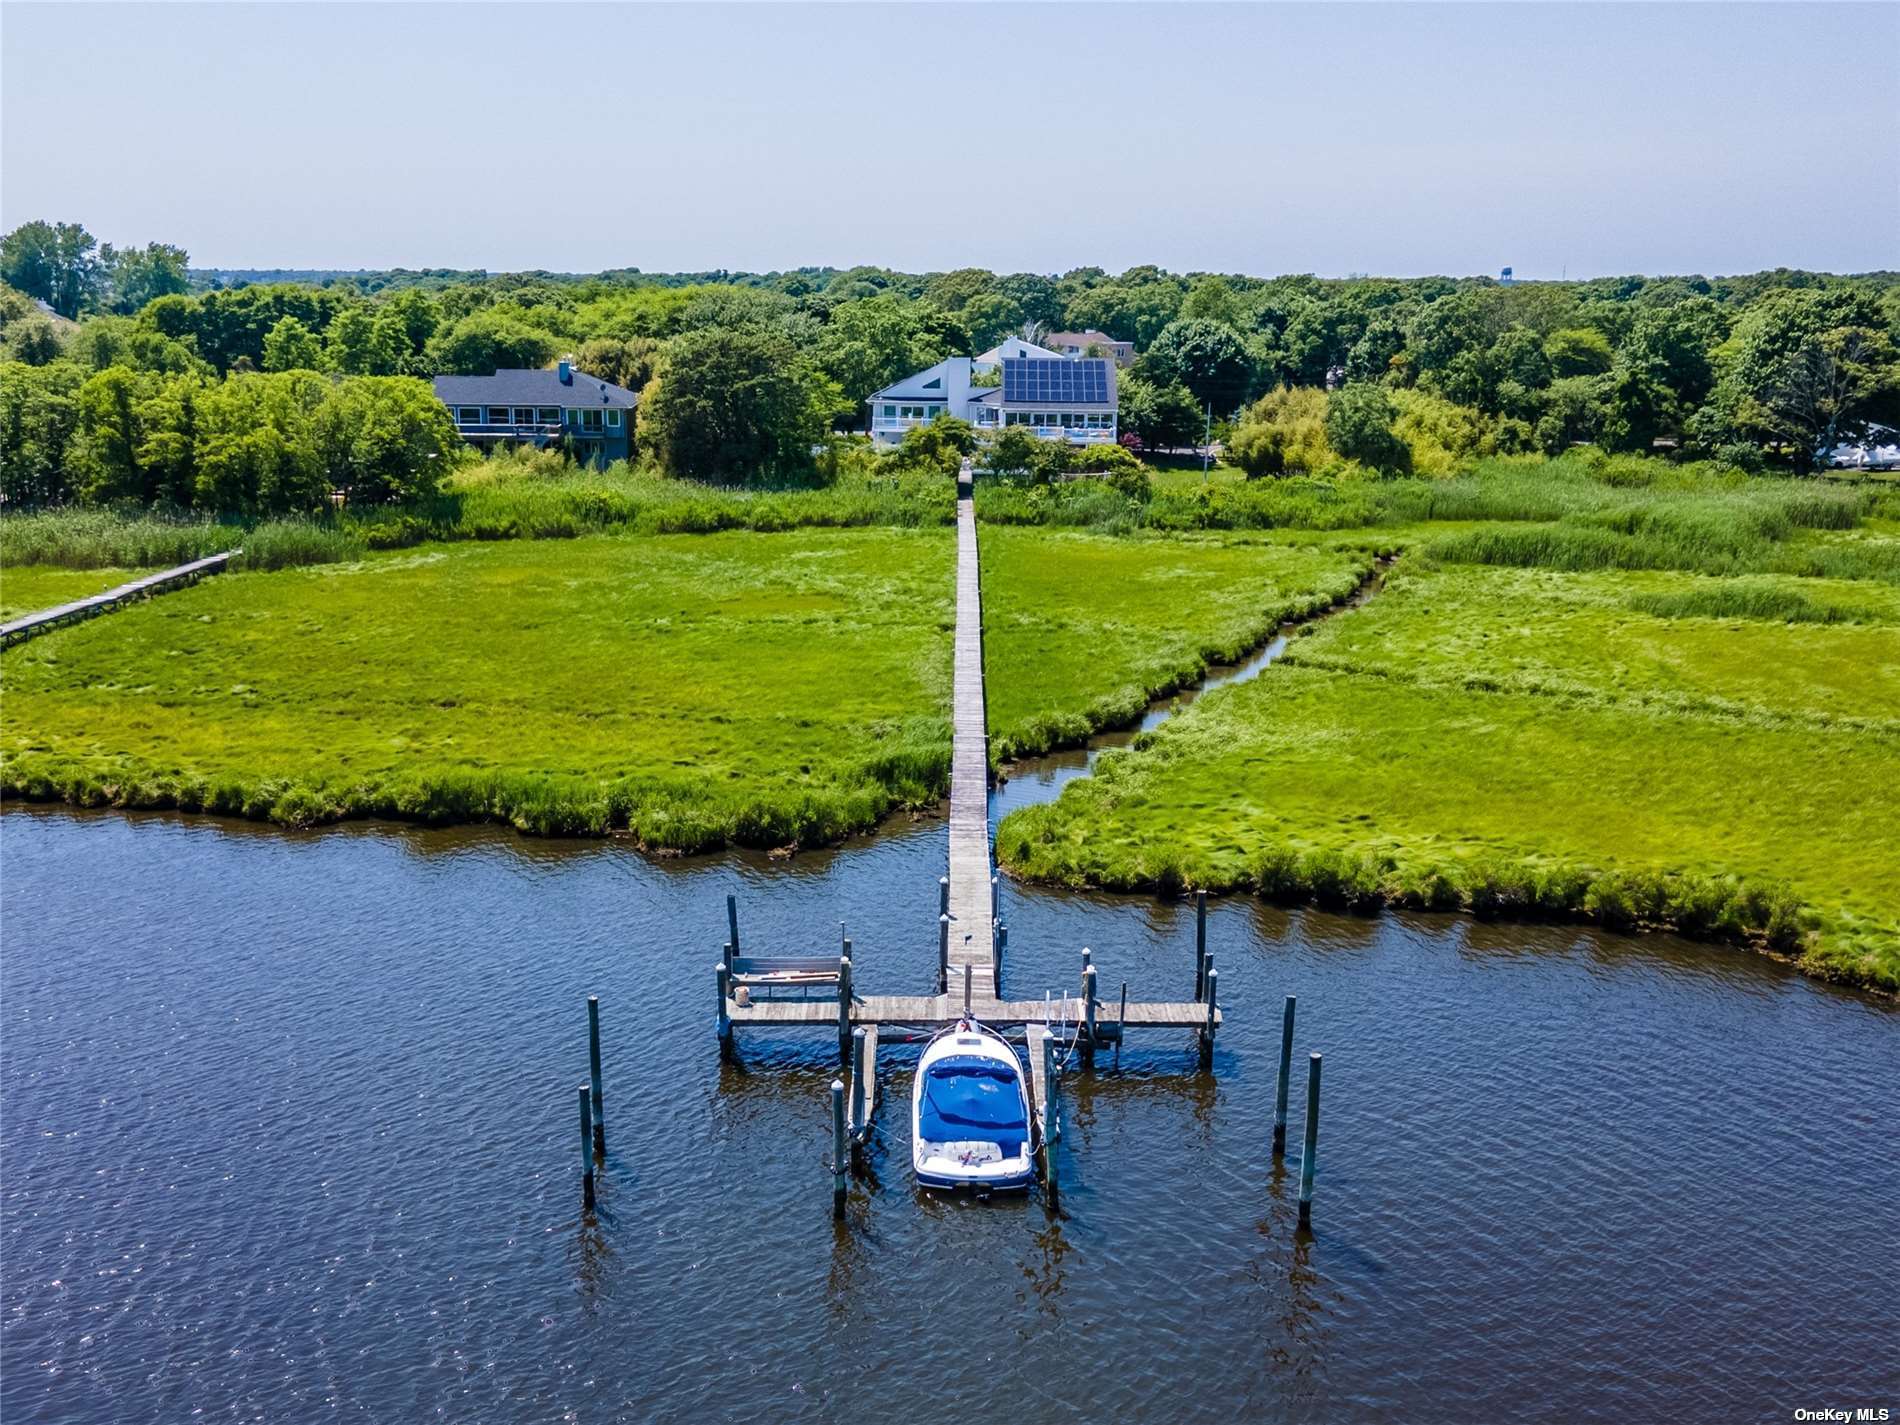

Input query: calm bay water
[2,799,1895,1424]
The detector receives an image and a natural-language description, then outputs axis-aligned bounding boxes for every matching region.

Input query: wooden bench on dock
[726,954,843,991]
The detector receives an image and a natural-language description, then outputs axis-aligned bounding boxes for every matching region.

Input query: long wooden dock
[1,550,240,648]
[716,466,1219,1053]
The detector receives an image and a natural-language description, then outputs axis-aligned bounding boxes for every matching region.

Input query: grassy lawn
[979,526,1376,760]
[0,566,151,623]
[999,559,1900,992]
[2,529,953,850]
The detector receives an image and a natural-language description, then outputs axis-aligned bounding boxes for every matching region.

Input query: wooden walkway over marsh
[1,551,240,649]
[715,468,1220,1056]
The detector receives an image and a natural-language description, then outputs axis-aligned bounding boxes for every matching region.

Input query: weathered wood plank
[0,550,240,648]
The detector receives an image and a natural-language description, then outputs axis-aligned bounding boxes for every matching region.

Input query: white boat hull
[911,1021,1035,1193]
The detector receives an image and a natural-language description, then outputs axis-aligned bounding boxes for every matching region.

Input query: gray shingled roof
[431,368,637,409]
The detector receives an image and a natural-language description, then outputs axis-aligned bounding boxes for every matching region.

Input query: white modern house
[974,335,1060,366]
[867,356,1118,447]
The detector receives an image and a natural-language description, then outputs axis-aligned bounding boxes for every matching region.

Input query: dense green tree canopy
[639,327,826,483]
[7,214,1900,504]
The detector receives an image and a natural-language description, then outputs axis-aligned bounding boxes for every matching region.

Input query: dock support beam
[587,995,605,1156]
[1195,890,1208,1000]
[1039,1029,1061,1202]
[1274,995,1297,1156]
[1081,963,1098,1069]
[837,956,854,1067]
[831,1079,847,1219]
[1199,964,1218,1070]
[1298,1052,1322,1230]
[578,1084,596,1210]
[715,962,732,1056]
[849,1026,868,1171]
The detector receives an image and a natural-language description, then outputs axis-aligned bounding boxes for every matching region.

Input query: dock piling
[1195,890,1208,1000]
[939,875,950,918]
[715,962,733,1055]
[1199,965,1218,1070]
[991,874,999,924]
[831,1079,847,1219]
[938,914,950,993]
[849,1026,868,1170]
[1081,963,1098,1068]
[1298,1052,1322,1229]
[587,995,605,1157]
[963,964,973,1017]
[578,1084,596,1210]
[1039,1028,1061,1200]
[837,956,854,1067]
[1273,995,1297,1157]
[727,893,740,957]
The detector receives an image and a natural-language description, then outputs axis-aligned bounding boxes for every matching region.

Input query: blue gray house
[432,360,637,466]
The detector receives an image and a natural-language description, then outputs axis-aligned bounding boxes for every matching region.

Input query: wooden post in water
[1199,965,1218,1070]
[714,962,733,1055]
[837,956,854,1068]
[1118,980,1128,1058]
[1081,963,1098,1068]
[727,893,740,958]
[578,1084,596,1210]
[1298,1052,1322,1229]
[722,940,734,976]
[1274,995,1297,1157]
[963,964,973,1018]
[849,1026,868,1171]
[587,995,605,1157]
[939,875,950,918]
[1195,890,1208,1000]
[991,874,999,924]
[997,923,1007,970]
[1040,1028,1061,1201]
[938,914,950,992]
[831,1079,847,1219]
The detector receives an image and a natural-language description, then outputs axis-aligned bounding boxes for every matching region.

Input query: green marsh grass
[979,527,1376,760]
[0,467,953,573]
[2,529,954,850]
[0,566,149,622]
[997,561,1900,992]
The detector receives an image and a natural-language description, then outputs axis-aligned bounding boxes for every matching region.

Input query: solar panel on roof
[1002,358,1109,405]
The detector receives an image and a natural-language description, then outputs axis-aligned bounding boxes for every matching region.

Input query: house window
[537,407,560,424]
[606,409,622,429]
[882,405,896,420]
[458,407,479,424]
[579,409,604,433]
[487,407,509,424]
[513,407,534,425]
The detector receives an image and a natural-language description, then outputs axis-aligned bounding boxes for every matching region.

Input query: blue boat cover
[918,1056,1027,1153]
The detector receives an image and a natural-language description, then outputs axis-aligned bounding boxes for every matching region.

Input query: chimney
[558,359,573,385]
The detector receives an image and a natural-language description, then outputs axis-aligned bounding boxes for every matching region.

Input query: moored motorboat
[911,1019,1035,1193]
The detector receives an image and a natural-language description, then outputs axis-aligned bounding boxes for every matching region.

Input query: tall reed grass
[1,466,954,572]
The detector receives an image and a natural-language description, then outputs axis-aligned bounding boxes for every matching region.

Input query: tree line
[4,217,1897,514]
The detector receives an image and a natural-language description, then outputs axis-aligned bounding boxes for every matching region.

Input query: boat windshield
[919,1055,1027,1146]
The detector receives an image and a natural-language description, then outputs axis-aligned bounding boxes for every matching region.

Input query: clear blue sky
[3,2,1895,279]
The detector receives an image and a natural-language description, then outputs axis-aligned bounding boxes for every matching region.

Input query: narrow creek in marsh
[4,571,1897,1423]
[992,567,1381,820]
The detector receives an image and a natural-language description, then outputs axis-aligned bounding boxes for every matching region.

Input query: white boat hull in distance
[911,1021,1035,1193]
